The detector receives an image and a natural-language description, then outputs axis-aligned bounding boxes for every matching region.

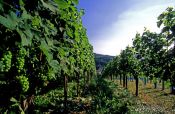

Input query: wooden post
[64,74,68,113]
[77,73,80,97]
[123,74,125,88]
[120,74,122,85]
[162,80,164,90]
[135,77,139,96]
[125,75,128,89]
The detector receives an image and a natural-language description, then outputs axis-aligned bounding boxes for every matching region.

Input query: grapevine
[0,0,96,113]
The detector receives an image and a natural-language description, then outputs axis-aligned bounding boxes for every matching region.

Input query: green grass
[116,79,175,114]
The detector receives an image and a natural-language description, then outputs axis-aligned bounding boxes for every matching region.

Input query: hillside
[94,53,115,73]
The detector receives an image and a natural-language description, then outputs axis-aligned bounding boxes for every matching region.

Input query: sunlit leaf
[10,97,18,103]
[55,0,68,9]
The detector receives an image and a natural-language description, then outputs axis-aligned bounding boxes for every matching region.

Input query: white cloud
[93,1,174,56]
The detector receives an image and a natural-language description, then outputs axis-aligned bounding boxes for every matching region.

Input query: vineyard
[0,0,175,114]
[102,6,175,113]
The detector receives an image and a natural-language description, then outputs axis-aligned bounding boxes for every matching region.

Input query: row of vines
[102,7,175,96]
[0,0,96,113]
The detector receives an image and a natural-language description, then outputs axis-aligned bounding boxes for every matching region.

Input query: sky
[79,0,174,56]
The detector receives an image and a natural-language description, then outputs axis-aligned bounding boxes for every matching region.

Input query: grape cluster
[38,73,48,86]
[0,51,12,72]
[16,48,27,73]
[16,76,29,92]
[39,73,47,81]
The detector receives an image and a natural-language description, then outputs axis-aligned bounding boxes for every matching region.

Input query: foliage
[0,0,96,113]
[86,76,134,114]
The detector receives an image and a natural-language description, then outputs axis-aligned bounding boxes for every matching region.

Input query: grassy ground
[34,79,133,114]
[34,79,175,113]
[116,79,175,114]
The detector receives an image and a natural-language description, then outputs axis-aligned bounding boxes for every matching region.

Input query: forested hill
[94,53,115,73]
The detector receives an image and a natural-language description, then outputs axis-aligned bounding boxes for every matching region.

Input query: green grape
[40,74,47,81]
[19,48,27,56]
[16,48,27,72]
[16,76,29,92]
[0,51,12,72]
[16,58,25,72]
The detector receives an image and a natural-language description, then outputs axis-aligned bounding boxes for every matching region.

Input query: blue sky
[79,0,174,56]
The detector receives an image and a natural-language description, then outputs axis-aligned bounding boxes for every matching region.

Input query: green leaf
[157,13,165,20]
[171,11,175,16]
[55,0,68,9]
[19,0,25,6]
[157,20,163,28]
[161,26,170,33]
[21,9,31,20]
[60,58,69,74]
[72,0,78,5]
[41,0,58,13]
[0,15,16,29]
[66,28,73,38]
[0,1,3,11]
[17,29,31,46]
[24,29,33,39]
[49,60,59,69]
[40,40,53,62]
[10,97,18,103]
